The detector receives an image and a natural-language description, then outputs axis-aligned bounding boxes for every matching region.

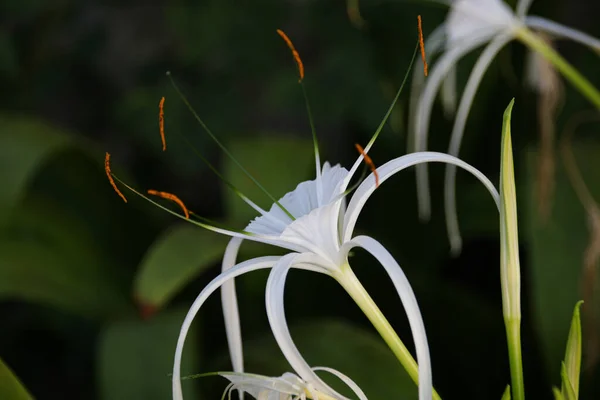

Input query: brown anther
[104,152,128,203]
[276,29,305,82]
[355,143,380,187]
[147,189,190,219]
[159,96,166,151]
[417,15,428,77]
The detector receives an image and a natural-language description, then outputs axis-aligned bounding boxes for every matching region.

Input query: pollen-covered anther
[418,15,428,77]
[355,143,380,187]
[147,190,190,219]
[159,96,166,151]
[104,152,128,203]
[276,29,305,82]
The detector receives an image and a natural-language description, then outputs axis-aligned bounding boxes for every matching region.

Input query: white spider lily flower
[171,148,501,400]
[217,367,366,400]
[410,0,600,254]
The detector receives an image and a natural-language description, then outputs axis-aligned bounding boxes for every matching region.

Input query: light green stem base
[516,27,600,110]
[337,265,442,400]
[505,317,525,400]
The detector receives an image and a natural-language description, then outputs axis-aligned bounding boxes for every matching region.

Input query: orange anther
[417,15,428,77]
[147,189,190,219]
[355,143,380,187]
[105,152,128,203]
[276,29,305,82]
[159,96,166,151]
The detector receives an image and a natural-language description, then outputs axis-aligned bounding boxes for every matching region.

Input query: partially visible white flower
[218,367,366,400]
[410,0,600,254]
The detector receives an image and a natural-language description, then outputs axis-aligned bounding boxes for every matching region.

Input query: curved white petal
[516,0,535,19]
[312,367,368,400]
[525,16,600,52]
[220,372,305,399]
[440,65,458,118]
[446,0,519,47]
[444,33,513,254]
[265,254,348,399]
[413,39,491,220]
[173,256,280,400]
[340,235,432,400]
[221,237,245,376]
[342,152,500,243]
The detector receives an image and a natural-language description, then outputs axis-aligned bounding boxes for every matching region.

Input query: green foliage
[0,357,32,400]
[562,301,584,400]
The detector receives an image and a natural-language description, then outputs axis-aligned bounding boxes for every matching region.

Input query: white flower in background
[409,0,600,254]
[217,367,367,400]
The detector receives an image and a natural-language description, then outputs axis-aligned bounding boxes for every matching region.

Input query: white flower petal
[447,0,519,47]
[173,256,281,400]
[340,235,431,400]
[265,254,348,399]
[342,152,500,243]
[221,237,245,377]
[220,372,304,399]
[516,0,535,19]
[312,367,368,400]
[525,16,600,52]
[413,38,491,220]
[246,163,349,237]
[444,33,514,254]
[440,65,458,118]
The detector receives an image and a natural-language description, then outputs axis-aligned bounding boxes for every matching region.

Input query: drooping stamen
[276,29,304,82]
[166,71,295,221]
[418,16,428,77]
[147,189,190,219]
[276,29,322,205]
[159,96,166,151]
[104,152,128,203]
[355,143,380,187]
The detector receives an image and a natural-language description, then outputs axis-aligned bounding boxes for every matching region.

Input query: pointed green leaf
[134,224,229,309]
[224,135,313,223]
[239,319,417,399]
[499,98,521,320]
[553,387,566,400]
[98,309,200,400]
[501,385,511,400]
[0,357,32,400]
[562,301,583,399]
[561,362,577,400]
[0,116,74,227]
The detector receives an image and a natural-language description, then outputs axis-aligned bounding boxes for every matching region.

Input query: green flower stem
[505,317,525,400]
[516,27,600,110]
[337,265,442,400]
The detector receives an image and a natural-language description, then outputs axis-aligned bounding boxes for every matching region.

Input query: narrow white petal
[220,238,245,394]
[265,254,348,399]
[516,0,535,19]
[342,152,500,242]
[440,65,457,118]
[525,16,600,51]
[340,235,432,400]
[173,256,280,400]
[312,367,368,400]
[444,33,513,254]
[414,39,488,220]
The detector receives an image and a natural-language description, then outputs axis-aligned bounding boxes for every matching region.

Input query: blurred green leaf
[241,319,417,400]
[501,385,511,400]
[98,309,200,400]
[526,141,600,378]
[224,134,313,223]
[554,387,566,400]
[0,198,131,318]
[134,224,229,309]
[561,362,577,400]
[0,357,32,400]
[0,116,73,226]
[562,301,583,399]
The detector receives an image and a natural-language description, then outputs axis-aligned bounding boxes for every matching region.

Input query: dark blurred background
[2,0,600,399]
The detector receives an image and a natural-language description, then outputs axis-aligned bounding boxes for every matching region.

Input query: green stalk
[505,318,525,400]
[516,28,600,110]
[337,266,442,400]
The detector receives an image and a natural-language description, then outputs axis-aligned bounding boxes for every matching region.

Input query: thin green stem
[505,317,525,400]
[516,28,600,110]
[337,266,442,400]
